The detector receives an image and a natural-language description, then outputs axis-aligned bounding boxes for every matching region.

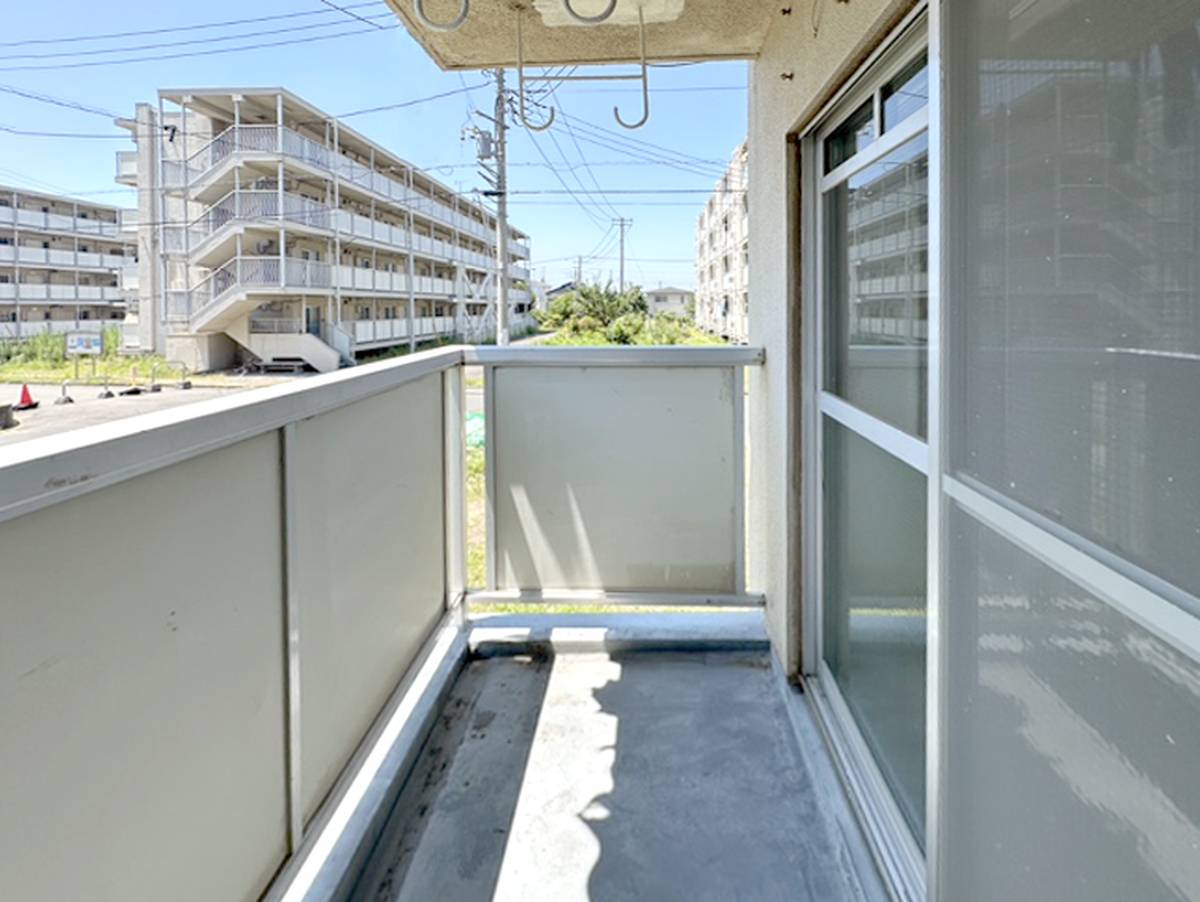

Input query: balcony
[186,255,472,333]
[165,125,514,246]
[167,189,501,274]
[0,282,125,303]
[0,344,885,902]
[116,150,138,186]
[0,318,123,339]
[0,205,124,239]
[0,244,130,271]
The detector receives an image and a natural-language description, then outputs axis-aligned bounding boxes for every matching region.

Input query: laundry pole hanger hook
[414,0,469,32]
[613,6,649,129]
[516,9,557,131]
[561,0,619,25]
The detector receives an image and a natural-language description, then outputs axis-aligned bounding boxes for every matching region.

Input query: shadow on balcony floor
[352,646,881,902]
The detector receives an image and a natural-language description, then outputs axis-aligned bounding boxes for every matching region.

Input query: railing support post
[280,422,304,852]
[443,366,467,608]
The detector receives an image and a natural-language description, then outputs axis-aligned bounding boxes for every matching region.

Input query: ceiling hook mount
[612,6,649,129]
[414,0,470,32]
[516,10,557,131]
[562,0,619,25]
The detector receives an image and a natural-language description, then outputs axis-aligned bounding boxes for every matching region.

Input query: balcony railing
[115,150,138,186]
[0,318,123,339]
[0,244,131,271]
[0,204,126,239]
[184,254,474,328]
[0,283,125,302]
[165,124,513,244]
[0,344,761,901]
[164,189,502,274]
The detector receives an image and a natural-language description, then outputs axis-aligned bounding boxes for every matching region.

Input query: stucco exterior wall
[748,0,914,675]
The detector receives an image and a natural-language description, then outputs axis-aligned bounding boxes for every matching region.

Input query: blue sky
[0,0,747,289]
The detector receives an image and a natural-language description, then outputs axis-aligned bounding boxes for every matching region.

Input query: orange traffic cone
[14,384,38,411]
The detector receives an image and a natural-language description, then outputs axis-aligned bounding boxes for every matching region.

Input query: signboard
[66,332,103,357]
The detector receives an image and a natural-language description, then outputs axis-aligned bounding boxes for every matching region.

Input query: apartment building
[0,185,136,340]
[694,140,748,342]
[116,88,533,372]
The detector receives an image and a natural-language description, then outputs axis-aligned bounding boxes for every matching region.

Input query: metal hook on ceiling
[414,0,470,32]
[562,0,619,25]
[613,6,649,129]
[516,9,557,132]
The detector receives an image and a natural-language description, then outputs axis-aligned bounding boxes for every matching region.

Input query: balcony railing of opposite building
[0,204,126,239]
[165,189,505,274]
[165,124,513,244]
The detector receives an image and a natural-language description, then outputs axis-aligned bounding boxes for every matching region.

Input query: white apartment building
[694,140,748,343]
[0,185,137,341]
[116,88,533,373]
[645,285,693,317]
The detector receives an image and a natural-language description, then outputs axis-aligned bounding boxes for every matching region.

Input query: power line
[0,12,396,61]
[0,2,388,47]
[519,120,609,230]
[555,129,725,180]
[550,85,746,94]
[507,188,741,195]
[332,84,485,120]
[317,0,388,30]
[515,94,725,180]
[0,84,117,118]
[0,84,488,141]
[559,109,727,169]
[0,22,399,72]
[539,80,624,221]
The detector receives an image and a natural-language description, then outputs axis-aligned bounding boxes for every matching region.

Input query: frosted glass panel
[822,418,926,840]
[950,0,1200,596]
[945,507,1200,902]
[824,134,929,437]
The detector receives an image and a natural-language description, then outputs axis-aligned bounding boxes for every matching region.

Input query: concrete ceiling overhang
[382,0,777,69]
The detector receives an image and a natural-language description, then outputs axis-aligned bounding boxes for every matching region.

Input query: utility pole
[612,217,632,292]
[493,68,510,346]
[575,255,583,285]
[465,71,511,345]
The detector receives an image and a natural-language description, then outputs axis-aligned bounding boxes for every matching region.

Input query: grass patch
[466,445,487,590]
[0,326,181,386]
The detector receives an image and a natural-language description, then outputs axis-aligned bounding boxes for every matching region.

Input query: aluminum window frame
[799,8,933,900]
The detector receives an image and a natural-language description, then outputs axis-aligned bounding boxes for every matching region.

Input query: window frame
[797,8,934,900]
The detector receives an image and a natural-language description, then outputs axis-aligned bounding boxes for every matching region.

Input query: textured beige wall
[748,0,914,674]
[295,373,447,821]
[0,435,289,902]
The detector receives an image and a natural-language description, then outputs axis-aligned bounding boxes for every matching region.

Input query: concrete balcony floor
[351,614,885,902]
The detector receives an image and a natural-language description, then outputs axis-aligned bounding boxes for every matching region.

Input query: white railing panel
[292,372,447,821]
[0,433,290,902]
[491,365,740,593]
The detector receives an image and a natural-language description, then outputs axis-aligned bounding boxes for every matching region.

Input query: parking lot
[0,380,281,446]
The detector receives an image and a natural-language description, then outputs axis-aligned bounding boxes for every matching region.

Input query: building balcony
[0,282,125,303]
[0,317,123,339]
[181,254,526,336]
[0,243,131,271]
[115,150,138,187]
[163,125,509,245]
[0,204,125,239]
[182,255,463,333]
[166,189,503,274]
[0,344,882,902]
